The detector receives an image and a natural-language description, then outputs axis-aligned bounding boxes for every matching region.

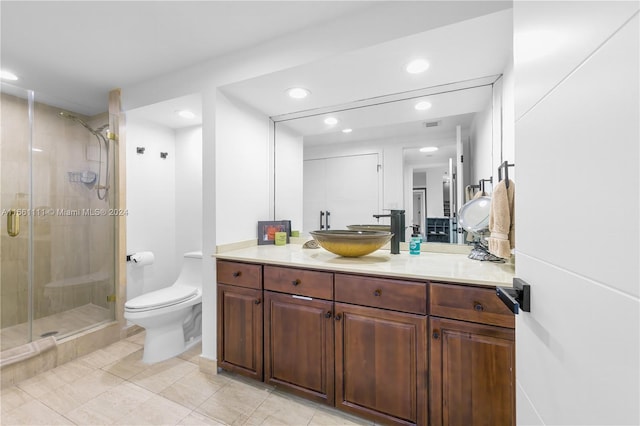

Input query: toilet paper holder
[126,252,154,264]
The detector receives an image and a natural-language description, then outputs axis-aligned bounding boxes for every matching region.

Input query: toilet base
[142,323,195,364]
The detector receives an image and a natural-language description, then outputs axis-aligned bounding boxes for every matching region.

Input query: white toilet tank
[174,251,203,289]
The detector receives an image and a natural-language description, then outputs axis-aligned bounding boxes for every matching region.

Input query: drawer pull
[432,331,440,340]
[473,303,484,312]
[232,271,241,278]
[254,299,261,305]
[335,314,342,321]
[292,279,301,286]
[325,311,332,318]
[374,289,382,297]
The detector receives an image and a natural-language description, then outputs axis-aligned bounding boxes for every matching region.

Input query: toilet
[125,251,203,363]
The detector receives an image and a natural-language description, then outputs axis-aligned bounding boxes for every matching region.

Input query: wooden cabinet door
[264,291,334,405]
[217,283,263,380]
[335,303,427,425]
[429,317,515,426]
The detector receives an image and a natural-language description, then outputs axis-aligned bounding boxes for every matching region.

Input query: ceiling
[0,1,377,115]
[1,1,512,142]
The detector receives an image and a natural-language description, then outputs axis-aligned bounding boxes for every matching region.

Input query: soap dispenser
[409,234,421,255]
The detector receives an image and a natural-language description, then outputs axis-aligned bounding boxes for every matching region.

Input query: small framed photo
[257,220,291,245]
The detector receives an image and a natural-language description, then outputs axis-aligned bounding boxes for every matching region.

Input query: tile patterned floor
[1,304,112,351]
[0,332,373,425]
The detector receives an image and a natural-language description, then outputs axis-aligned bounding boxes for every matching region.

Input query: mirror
[273,77,503,245]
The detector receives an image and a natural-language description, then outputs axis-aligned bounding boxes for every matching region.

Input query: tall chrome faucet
[373,209,405,254]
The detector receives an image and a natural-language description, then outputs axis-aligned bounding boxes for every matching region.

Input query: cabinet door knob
[432,331,440,340]
[325,311,332,318]
[473,302,484,312]
[232,271,241,278]
[335,314,342,321]
[254,299,261,305]
[374,289,382,297]
[292,279,301,286]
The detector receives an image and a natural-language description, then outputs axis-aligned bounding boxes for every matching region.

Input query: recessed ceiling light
[324,117,338,125]
[32,147,43,152]
[176,110,195,119]
[287,87,310,99]
[1,70,18,81]
[342,128,353,133]
[405,59,430,74]
[414,101,432,111]
[419,146,439,153]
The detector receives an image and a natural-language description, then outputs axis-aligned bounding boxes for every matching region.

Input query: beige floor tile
[50,358,96,384]
[125,330,146,345]
[196,379,271,425]
[309,407,374,425]
[15,369,67,398]
[177,341,202,364]
[244,392,316,426]
[129,357,198,393]
[160,369,228,410]
[0,386,33,415]
[102,348,150,379]
[177,411,226,425]
[66,381,154,424]
[113,394,192,426]
[1,399,74,425]
[38,368,123,414]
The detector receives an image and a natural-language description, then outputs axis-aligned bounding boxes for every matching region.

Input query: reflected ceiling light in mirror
[405,59,430,74]
[287,87,311,99]
[342,128,353,133]
[414,101,432,111]
[176,110,195,119]
[32,147,43,152]
[1,70,18,81]
[324,117,338,125]
[419,146,439,153]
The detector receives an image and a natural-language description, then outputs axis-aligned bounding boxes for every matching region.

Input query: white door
[303,154,380,233]
[514,2,639,425]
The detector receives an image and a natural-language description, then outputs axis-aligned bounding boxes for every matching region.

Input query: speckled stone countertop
[213,243,515,288]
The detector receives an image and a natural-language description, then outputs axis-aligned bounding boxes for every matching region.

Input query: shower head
[58,111,106,137]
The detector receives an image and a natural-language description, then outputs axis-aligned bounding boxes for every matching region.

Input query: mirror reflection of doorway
[412,188,426,240]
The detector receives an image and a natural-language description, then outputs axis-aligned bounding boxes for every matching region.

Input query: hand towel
[488,179,515,259]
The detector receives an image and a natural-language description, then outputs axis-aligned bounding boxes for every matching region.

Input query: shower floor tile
[1,332,373,425]
[1,304,112,351]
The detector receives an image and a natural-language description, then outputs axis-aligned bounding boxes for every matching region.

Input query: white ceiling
[1,1,512,141]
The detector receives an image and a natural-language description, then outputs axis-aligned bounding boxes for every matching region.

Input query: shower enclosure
[1,84,116,352]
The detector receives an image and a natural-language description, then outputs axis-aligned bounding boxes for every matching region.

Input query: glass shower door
[1,84,116,351]
[1,85,34,351]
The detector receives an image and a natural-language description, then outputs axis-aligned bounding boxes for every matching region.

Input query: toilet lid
[125,285,199,310]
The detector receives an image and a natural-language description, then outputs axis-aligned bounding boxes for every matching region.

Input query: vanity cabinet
[215,259,515,426]
[216,261,263,380]
[429,283,515,426]
[263,266,335,405]
[334,274,428,425]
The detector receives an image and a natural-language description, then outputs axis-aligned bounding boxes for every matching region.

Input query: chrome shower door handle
[7,209,20,237]
[320,211,325,230]
[325,211,330,230]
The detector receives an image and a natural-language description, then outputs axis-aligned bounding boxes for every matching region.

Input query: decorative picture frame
[257,220,291,245]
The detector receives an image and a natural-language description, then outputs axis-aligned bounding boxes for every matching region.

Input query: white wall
[125,119,177,298]
[469,101,493,189]
[215,91,271,245]
[514,2,639,425]
[175,126,203,264]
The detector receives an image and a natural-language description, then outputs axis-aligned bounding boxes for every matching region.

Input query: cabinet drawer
[335,274,427,315]
[264,266,333,299]
[430,282,514,328]
[217,260,262,289]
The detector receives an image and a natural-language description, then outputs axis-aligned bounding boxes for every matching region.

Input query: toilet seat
[125,285,199,312]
